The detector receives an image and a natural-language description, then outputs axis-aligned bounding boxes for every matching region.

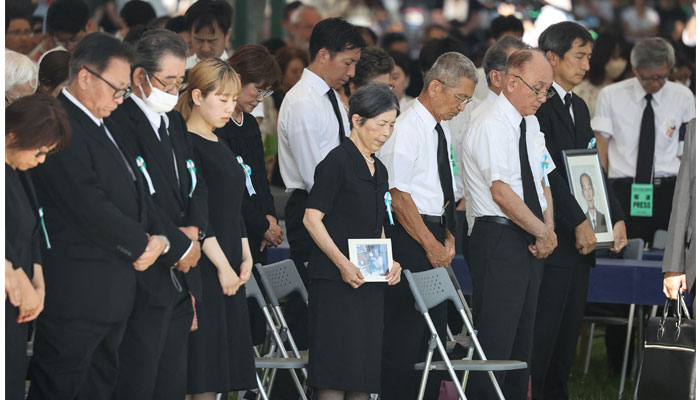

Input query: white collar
[496,92,525,130]
[62,87,103,127]
[552,81,571,104]
[631,77,663,105]
[413,98,439,129]
[130,94,169,131]
[301,68,331,96]
[187,49,230,67]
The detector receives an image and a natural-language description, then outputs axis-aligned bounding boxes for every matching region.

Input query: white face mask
[140,73,178,113]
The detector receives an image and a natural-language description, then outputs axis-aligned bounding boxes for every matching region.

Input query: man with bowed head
[29,32,171,399]
[463,49,557,400]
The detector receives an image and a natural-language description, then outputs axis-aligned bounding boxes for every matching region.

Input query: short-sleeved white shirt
[277,68,350,192]
[591,77,695,179]
[377,99,457,217]
[463,93,555,219]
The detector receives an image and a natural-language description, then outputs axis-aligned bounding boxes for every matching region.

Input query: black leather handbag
[636,295,695,400]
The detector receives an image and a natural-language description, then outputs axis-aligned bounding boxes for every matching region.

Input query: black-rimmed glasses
[515,75,554,100]
[81,65,132,99]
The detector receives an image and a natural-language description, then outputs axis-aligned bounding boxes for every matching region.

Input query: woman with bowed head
[175,58,257,399]
[303,83,403,400]
[5,94,71,400]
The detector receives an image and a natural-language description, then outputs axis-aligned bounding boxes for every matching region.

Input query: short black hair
[260,38,286,56]
[165,15,187,34]
[348,47,394,93]
[348,82,400,127]
[358,26,378,46]
[388,50,411,76]
[419,37,468,73]
[122,24,151,44]
[47,0,89,35]
[6,1,33,33]
[380,32,408,52]
[68,32,133,84]
[185,0,232,34]
[133,29,188,77]
[538,21,593,59]
[308,18,366,62]
[490,15,524,40]
[120,0,156,29]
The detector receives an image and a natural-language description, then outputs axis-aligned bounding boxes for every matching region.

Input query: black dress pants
[465,219,543,400]
[381,219,447,400]
[6,299,29,400]
[28,314,128,400]
[112,283,193,400]
[531,262,591,400]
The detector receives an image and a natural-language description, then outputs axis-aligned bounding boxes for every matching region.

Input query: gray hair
[483,36,528,86]
[5,50,38,92]
[630,37,675,71]
[423,51,478,91]
[133,29,188,77]
[291,4,320,25]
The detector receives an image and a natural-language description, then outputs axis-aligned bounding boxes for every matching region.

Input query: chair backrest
[652,230,668,250]
[255,259,309,307]
[624,238,645,260]
[403,268,464,314]
[245,274,268,310]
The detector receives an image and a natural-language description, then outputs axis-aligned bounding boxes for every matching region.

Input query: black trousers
[531,262,591,400]
[28,314,128,400]
[381,219,447,400]
[611,178,676,245]
[6,299,29,400]
[112,284,193,400]
[465,219,543,400]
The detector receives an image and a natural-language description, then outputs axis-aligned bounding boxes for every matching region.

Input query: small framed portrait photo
[348,238,393,282]
[562,149,614,248]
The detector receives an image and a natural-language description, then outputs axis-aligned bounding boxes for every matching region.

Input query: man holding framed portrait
[531,22,628,400]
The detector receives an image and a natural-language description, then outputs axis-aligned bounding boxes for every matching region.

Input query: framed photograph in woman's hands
[561,149,614,248]
[348,239,393,282]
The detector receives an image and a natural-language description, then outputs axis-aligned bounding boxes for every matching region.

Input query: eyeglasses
[437,80,473,106]
[149,73,185,93]
[638,75,668,85]
[255,87,274,99]
[515,75,554,100]
[81,65,132,99]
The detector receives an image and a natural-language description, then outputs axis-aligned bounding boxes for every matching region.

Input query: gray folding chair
[404,268,527,400]
[246,272,308,400]
[255,260,309,378]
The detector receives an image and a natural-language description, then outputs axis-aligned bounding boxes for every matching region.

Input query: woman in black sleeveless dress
[303,84,403,400]
[175,59,256,399]
[5,94,71,400]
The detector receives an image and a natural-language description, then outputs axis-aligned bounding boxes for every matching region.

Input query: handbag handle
[657,291,691,342]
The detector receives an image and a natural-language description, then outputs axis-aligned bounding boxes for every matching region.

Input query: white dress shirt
[552,81,575,124]
[377,99,457,217]
[277,68,350,192]
[185,49,229,70]
[591,77,695,179]
[444,99,480,202]
[463,93,555,219]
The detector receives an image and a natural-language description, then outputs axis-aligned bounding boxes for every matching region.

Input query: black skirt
[308,278,385,393]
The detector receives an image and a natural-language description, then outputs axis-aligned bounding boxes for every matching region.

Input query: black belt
[475,215,517,228]
[421,214,446,225]
[611,177,677,187]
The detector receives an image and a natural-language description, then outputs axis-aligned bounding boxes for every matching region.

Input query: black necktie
[326,89,345,143]
[519,119,543,222]
[435,123,457,235]
[564,92,574,127]
[635,93,655,184]
[158,117,179,187]
[101,123,135,181]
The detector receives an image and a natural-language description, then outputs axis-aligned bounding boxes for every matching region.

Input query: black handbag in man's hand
[636,294,696,400]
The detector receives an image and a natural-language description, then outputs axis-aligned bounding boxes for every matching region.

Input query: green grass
[568,327,635,400]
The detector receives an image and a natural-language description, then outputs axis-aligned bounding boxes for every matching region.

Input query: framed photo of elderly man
[562,149,615,248]
[348,239,393,282]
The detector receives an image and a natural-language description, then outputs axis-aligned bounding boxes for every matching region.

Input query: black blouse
[215,114,277,240]
[6,164,42,278]
[306,139,389,281]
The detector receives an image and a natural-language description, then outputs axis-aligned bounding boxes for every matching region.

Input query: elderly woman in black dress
[303,83,402,400]
[5,94,71,400]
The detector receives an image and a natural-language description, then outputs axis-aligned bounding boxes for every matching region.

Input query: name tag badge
[630,183,653,217]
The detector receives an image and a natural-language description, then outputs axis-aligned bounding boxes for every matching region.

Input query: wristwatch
[158,235,171,255]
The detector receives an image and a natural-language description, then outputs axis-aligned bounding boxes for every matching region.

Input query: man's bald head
[502,49,552,116]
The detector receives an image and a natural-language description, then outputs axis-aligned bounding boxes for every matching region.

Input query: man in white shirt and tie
[378,51,478,400]
[592,37,695,245]
[276,18,365,358]
[463,49,557,400]
[183,0,232,70]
